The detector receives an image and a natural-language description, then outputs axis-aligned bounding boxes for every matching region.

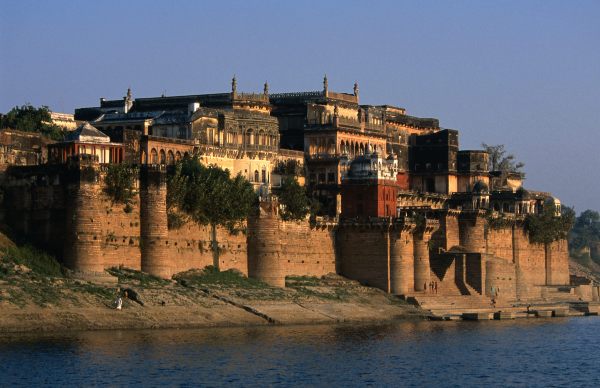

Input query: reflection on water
[1,318,599,386]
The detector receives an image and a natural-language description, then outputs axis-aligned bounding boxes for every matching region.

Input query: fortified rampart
[248,201,337,287]
[1,161,571,303]
[336,211,570,301]
[2,161,246,278]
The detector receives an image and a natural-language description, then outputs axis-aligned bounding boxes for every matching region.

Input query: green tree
[525,204,574,244]
[167,156,257,268]
[481,143,525,173]
[104,164,138,212]
[274,159,304,177]
[276,177,310,221]
[166,162,190,229]
[1,104,65,140]
[569,210,600,258]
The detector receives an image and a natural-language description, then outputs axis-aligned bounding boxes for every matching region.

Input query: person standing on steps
[434,281,438,294]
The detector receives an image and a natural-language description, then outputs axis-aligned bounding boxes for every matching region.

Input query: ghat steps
[408,294,582,319]
[540,286,581,303]
[408,294,500,316]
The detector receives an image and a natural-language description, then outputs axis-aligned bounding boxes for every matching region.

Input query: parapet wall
[336,213,570,301]
[1,163,570,301]
[248,204,336,287]
[2,164,326,281]
[337,224,390,291]
[1,163,247,278]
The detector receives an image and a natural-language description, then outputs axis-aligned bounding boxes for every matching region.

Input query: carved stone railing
[243,144,279,152]
[233,92,269,102]
[336,116,361,130]
[363,122,385,132]
[270,91,324,99]
[278,148,304,158]
[305,152,339,161]
[327,91,358,104]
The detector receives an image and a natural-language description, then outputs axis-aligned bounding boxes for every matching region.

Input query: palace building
[1,76,585,312]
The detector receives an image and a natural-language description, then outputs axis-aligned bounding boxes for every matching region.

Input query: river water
[1,318,599,387]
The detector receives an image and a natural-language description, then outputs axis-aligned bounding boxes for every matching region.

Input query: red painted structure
[341,178,399,217]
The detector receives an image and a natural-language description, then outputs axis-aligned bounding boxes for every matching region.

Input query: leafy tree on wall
[274,159,304,177]
[104,164,138,213]
[167,156,257,268]
[166,162,190,229]
[481,143,525,174]
[276,177,310,221]
[525,204,574,245]
[569,210,600,264]
[0,104,65,140]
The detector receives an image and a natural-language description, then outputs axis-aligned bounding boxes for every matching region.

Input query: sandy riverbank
[0,264,426,333]
[0,301,425,333]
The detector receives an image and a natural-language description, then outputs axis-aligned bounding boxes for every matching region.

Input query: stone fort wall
[247,203,337,287]
[2,163,332,282]
[2,163,570,302]
[335,212,570,301]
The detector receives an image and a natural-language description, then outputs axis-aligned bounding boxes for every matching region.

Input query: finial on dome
[263,81,269,95]
[232,75,237,94]
[323,74,328,94]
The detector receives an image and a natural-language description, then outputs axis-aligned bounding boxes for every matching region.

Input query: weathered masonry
[3,160,570,303]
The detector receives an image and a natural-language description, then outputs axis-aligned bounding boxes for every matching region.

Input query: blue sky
[1,0,599,211]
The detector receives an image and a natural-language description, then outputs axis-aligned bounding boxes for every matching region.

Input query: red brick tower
[341,147,400,218]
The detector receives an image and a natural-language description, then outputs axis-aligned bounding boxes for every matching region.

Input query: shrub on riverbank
[1,245,64,277]
[174,266,267,289]
[106,266,170,287]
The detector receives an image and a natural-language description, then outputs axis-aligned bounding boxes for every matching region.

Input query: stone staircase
[410,294,581,320]
[429,273,462,296]
[541,286,581,303]
[569,301,600,315]
[408,294,499,317]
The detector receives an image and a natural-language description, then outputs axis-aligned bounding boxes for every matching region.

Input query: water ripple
[1,318,599,387]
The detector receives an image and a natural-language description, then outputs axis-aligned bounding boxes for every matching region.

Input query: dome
[544,196,562,215]
[544,196,561,207]
[348,155,374,178]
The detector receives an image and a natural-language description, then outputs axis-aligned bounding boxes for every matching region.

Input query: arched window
[246,129,254,146]
[167,150,175,165]
[327,138,335,155]
[257,130,264,146]
[151,148,158,164]
[261,169,266,183]
[254,170,259,182]
[175,151,182,161]
[159,149,166,164]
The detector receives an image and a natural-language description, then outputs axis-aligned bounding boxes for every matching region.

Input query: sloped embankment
[0,246,425,333]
